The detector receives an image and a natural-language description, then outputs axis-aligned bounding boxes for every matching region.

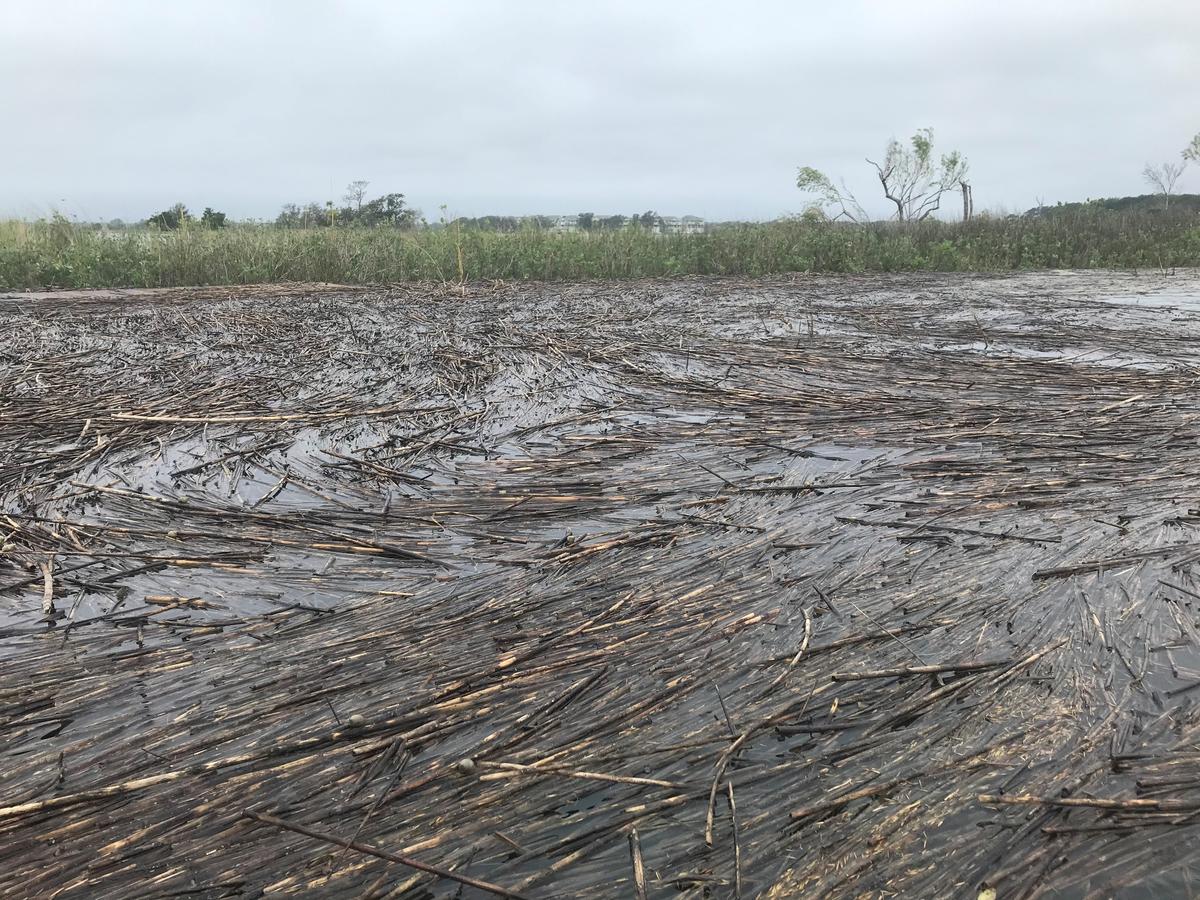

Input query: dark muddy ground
[3,271,1200,898]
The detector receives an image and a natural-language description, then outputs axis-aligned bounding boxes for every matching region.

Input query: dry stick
[978,794,1200,812]
[476,760,683,789]
[830,658,1010,681]
[704,608,816,845]
[0,767,208,820]
[862,668,990,737]
[0,558,101,594]
[65,480,439,565]
[704,687,821,847]
[252,473,288,509]
[758,606,813,698]
[241,811,533,900]
[789,720,1034,826]
[835,514,1058,545]
[756,618,955,666]
[987,638,1067,688]
[39,554,55,616]
[0,718,412,821]
[111,403,430,424]
[712,681,737,738]
[1033,546,1193,580]
[494,831,532,856]
[331,746,411,877]
[727,780,743,900]
[844,597,927,665]
[250,459,360,511]
[629,828,648,900]
[170,439,288,477]
[790,775,919,822]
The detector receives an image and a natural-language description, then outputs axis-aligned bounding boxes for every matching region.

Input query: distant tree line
[146,204,227,230]
[132,202,669,233]
[1024,194,1200,218]
[275,181,419,229]
[72,127,1200,236]
[137,182,675,233]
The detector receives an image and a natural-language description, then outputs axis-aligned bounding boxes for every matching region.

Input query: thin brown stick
[831,659,1009,681]
[241,810,533,899]
[477,760,683,789]
[979,794,1200,812]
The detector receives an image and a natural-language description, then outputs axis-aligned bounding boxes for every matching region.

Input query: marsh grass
[1,210,1198,290]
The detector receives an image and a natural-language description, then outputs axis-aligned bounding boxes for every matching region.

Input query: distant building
[654,215,706,235]
[545,213,706,234]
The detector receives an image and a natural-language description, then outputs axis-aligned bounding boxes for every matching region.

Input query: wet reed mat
[3,271,1200,898]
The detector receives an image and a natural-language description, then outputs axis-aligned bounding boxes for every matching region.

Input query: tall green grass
[1,210,1198,290]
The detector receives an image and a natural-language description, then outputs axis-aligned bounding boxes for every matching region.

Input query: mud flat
[3,271,1200,898]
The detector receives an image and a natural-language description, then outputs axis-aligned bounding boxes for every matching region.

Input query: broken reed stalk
[242,811,533,899]
[39,555,54,616]
[728,780,743,900]
[628,827,648,900]
[476,760,683,789]
[830,659,1009,681]
[978,794,1200,812]
[0,720,401,821]
[758,605,813,698]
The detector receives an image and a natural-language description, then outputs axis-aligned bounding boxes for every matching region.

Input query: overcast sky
[2,0,1197,222]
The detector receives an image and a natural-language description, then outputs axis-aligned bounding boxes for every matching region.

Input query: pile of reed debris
[3,271,1200,897]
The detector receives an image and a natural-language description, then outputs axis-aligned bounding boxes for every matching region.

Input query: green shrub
[0,209,1196,290]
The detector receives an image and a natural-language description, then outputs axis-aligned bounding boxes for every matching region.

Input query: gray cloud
[2,0,1197,221]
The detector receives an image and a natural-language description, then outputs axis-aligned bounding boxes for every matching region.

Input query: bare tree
[343,180,370,213]
[867,129,968,222]
[1143,161,1186,210]
[797,128,968,223]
